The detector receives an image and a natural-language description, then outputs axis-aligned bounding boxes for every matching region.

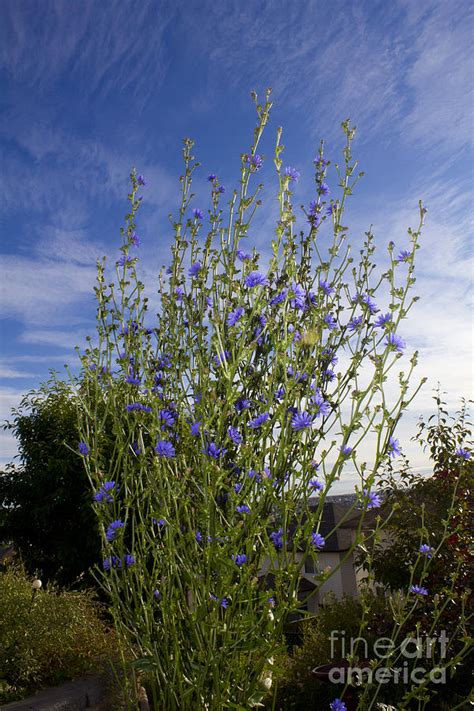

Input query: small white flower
[32,579,42,590]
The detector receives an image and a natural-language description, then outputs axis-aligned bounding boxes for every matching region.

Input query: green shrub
[270,593,389,709]
[0,379,103,587]
[270,588,473,710]
[0,564,116,703]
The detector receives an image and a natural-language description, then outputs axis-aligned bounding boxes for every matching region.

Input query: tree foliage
[0,379,102,587]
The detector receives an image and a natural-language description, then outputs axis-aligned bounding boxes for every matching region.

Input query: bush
[0,379,102,587]
[270,590,473,710]
[0,564,116,703]
[270,593,389,709]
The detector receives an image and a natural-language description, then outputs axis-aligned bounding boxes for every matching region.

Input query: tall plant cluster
[75,90,437,708]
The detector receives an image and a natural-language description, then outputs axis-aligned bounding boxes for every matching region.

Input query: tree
[0,379,102,587]
[368,397,473,599]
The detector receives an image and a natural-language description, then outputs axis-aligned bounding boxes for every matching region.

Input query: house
[258,497,381,614]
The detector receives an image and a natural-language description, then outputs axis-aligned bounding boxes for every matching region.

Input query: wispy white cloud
[0,0,176,103]
[399,0,474,153]
[0,113,178,221]
[19,329,89,351]
[0,252,97,326]
[0,365,36,378]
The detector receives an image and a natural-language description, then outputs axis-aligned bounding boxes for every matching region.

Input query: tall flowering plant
[75,90,426,708]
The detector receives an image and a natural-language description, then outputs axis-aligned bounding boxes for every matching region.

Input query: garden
[0,91,472,710]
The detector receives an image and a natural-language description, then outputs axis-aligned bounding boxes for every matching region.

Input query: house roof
[286,499,363,553]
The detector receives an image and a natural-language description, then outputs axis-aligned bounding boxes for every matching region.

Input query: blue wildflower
[93,481,118,504]
[78,442,89,456]
[307,200,322,227]
[236,249,252,261]
[274,386,285,401]
[270,529,284,549]
[204,442,227,459]
[387,436,402,458]
[160,408,178,428]
[291,411,314,431]
[289,283,306,310]
[397,249,411,262]
[175,287,184,302]
[314,155,329,167]
[419,544,434,558]
[193,209,204,220]
[130,232,140,247]
[284,166,300,182]
[232,553,247,566]
[235,397,251,412]
[236,504,250,514]
[386,333,406,353]
[155,440,176,458]
[321,348,338,366]
[103,555,121,571]
[341,445,353,456]
[309,478,323,492]
[227,306,244,327]
[106,520,124,543]
[131,442,141,455]
[319,280,334,295]
[245,154,263,170]
[248,412,269,429]
[311,390,331,418]
[363,488,382,509]
[190,421,202,436]
[353,293,378,314]
[228,426,243,445]
[410,584,428,596]
[125,374,141,386]
[123,554,135,567]
[375,312,392,328]
[208,174,217,182]
[117,255,133,268]
[221,598,229,608]
[195,530,203,542]
[311,532,326,549]
[269,289,287,306]
[248,469,261,483]
[330,701,347,711]
[244,271,268,288]
[137,175,146,186]
[188,262,202,278]
[153,589,161,600]
[126,403,152,413]
[324,314,337,330]
[319,182,330,196]
[157,354,172,369]
[455,447,471,459]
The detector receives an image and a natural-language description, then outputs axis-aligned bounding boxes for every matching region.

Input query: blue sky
[0,0,472,485]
